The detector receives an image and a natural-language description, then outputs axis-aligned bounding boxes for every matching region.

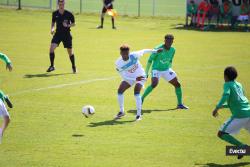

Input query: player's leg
[97,7,106,29]
[218,118,249,159]
[47,35,59,72]
[63,33,76,73]
[134,77,145,121]
[142,70,160,103]
[115,81,131,119]
[112,16,116,29]
[166,69,188,109]
[0,101,10,144]
[67,48,77,74]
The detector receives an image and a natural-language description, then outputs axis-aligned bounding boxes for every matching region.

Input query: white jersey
[115,49,156,81]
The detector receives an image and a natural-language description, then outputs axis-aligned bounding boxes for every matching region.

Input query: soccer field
[0,0,185,16]
[0,8,250,167]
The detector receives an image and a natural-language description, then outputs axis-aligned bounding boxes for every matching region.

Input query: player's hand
[63,22,69,28]
[51,28,55,35]
[212,108,219,117]
[156,48,163,53]
[6,63,12,72]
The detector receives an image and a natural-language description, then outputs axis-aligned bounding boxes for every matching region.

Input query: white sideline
[10,76,118,96]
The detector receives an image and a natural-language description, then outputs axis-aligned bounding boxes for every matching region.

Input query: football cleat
[46,66,55,72]
[114,111,125,120]
[177,104,189,110]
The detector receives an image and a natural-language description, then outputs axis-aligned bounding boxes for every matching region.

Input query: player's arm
[0,53,12,71]
[69,14,76,28]
[145,52,157,78]
[51,12,56,35]
[212,84,230,117]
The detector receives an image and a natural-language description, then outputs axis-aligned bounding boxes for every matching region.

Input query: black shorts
[102,4,113,13]
[51,32,72,49]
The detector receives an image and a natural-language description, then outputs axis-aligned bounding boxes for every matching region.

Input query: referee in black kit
[97,0,116,29]
[47,0,77,74]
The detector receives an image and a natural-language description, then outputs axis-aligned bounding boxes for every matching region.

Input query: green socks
[142,85,153,101]
[220,133,244,147]
[175,87,182,105]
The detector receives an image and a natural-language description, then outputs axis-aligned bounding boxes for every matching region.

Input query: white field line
[9,61,250,96]
[10,76,118,96]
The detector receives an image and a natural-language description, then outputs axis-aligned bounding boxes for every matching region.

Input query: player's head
[164,34,174,49]
[58,0,65,10]
[243,0,247,4]
[120,44,130,60]
[190,0,194,3]
[224,66,238,82]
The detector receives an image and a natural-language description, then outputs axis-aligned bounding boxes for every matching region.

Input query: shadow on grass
[127,108,178,115]
[88,119,135,127]
[72,134,84,137]
[24,73,71,78]
[172,23,249,32]
[195,162,250,167]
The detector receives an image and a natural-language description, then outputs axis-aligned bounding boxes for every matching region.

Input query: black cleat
[72,66,77,74]
[4,96,13,108]
[136,115,142,121]
[46,66,55,72]
[114,111,125,120]
[112,26,117,29]
[97,25,103,29]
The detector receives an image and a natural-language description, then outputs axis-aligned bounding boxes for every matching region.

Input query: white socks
[134,94,142,116]
[118,94,124,113]
[118,93,142,116]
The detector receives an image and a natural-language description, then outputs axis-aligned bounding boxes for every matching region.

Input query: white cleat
[135,115,142,121]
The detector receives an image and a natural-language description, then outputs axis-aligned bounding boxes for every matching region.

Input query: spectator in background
[97,0,116,29]
[237,0,249,31]
[197,0,211,29]
[187,0,198,26]
[208,0,220,27]
[219,0,232,28]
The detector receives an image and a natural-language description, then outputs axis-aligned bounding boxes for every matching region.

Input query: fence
[0,0,185,17]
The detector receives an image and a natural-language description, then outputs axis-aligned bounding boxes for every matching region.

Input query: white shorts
[220,117,250,135]
[152,68,177,82]
[238,15,249,21]
[123,77,146,86]
[0,100,9,117]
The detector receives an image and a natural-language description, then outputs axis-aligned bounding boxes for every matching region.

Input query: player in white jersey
[115,44,162,121]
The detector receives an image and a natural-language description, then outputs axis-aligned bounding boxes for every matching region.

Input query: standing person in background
[97,0,116,29]
[187,0,198,26]
[237,0,249,31]
[208,0,220,28]
[219,0,232,28]
[197,0,211,29]
[47,0,77,74]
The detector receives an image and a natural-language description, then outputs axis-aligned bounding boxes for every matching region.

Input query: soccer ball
[82,105,95,117]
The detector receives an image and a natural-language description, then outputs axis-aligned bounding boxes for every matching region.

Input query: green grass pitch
[0,7,250,167]
[0,0,186,16]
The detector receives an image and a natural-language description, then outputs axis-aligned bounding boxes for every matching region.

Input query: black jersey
[52,10,75,34]
[104,0,114,6]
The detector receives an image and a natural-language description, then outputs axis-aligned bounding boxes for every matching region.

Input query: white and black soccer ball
[82,105,95,117]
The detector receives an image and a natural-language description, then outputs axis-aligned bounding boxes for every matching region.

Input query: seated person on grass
[197,0,211,29]
[187,0,198,26]
[219,0,232,27]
